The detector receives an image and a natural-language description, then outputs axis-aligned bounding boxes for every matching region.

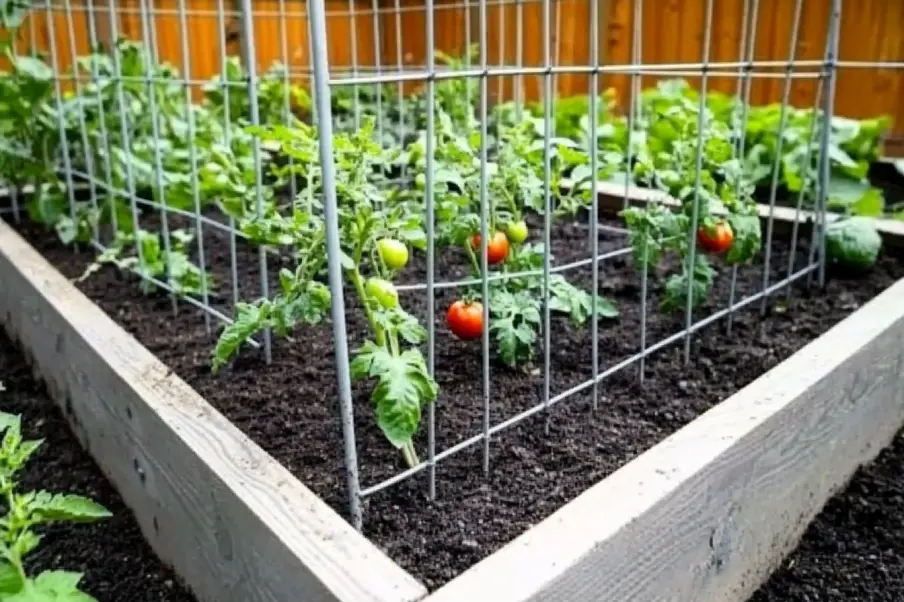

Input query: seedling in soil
[0,408,112,602]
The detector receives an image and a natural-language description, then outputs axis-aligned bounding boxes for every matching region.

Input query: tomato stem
[350,269,386,347]
[388,330,400,357]
[464,240,481,273]
[401,441,420,467]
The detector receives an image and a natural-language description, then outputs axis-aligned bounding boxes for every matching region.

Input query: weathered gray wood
[427,277,904,602]
[0,219,428,602]
[565,177,904,249]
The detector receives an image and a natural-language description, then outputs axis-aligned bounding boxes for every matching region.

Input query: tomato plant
[619,90,763,312]
[0,407,112,602]
[447,300,484,340]
[211,117,436,468]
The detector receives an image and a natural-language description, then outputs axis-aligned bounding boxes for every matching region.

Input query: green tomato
[506,220,529,244]
[365,277,399,309]
[415,173,426,190]
[377,238,409,270]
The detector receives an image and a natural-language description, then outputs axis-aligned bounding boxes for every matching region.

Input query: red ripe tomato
[470,231,509,265]
[447,300,484,340]
[697,221,734,254]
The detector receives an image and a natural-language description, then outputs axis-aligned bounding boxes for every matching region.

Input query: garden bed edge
[0,217,428,602]
[566,177,904,249]
[425,273,904,601]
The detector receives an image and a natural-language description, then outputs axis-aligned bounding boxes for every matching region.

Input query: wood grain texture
[567,177,904,250]
[0,219,427,602]
[18,0,904,148]
[426,275,904,602]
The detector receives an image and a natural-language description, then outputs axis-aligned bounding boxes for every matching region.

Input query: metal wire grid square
[1,0,890,532]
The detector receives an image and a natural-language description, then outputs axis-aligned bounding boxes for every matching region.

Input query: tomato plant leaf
[352,344,437,448]
[725,213,762,264]
[0,562,24,594]
[211,302,269,372]
[489,290,541,366]
[661,254,715,312]
[26,492,112,523]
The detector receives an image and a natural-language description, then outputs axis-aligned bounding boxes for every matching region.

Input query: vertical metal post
[816,0,842,288]
[140,0,177,311]
[628,0,648,385]
[392,0,405,149]
[682,0,715,365]
[725,0,758,335]
[178,0,211,334]
[307,0,363,530]
[85,0,118,241]
[785,80,823,302]
[425,0,437,501]
[107,0,146,274]
[541,0,553,432]
[62,0,100,242]
[347,0,362,129]
[369,0,384,144]
[237,0,273,363]
[478,0,492,475]
[278,0,298,202]
[216,0,241,313]
[42,1,79,251]
[760,0,805,314]
[515,0,523,118]
[589,0,601,409]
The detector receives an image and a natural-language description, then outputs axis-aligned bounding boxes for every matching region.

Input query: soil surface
[0,333,196,602]
[9,209,904,591]
[751,430,904,601]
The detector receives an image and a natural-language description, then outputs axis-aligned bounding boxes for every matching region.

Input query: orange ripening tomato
[447,300,484,340]
[697,221,734,254]
[470,231,509,265]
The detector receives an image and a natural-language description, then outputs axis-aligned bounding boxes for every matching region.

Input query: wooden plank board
[567,177,904,249]
[427,276,904,602]
[0,218,428,602]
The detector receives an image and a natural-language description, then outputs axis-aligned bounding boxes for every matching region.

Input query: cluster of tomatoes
[446,219,529,341]
[365,220,529,341]
[372,218,734,345]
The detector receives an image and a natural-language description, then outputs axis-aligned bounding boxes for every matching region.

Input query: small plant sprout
[0,407,112,601]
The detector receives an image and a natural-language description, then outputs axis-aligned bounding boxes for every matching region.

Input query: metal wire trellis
[0,0,876,533]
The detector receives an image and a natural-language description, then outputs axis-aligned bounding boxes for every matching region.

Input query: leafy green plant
[470,242,619,367]
[211,117,435,468]
[77,228,213,298]
[0,410,112,602]
[825,216,883,270]
[620,87,763,311]
[202,56,311,128]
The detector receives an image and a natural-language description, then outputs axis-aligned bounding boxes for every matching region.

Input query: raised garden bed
[3,19,904,599]
[750,427,904,602]
[0,332,197,602]
[4,199,904,600]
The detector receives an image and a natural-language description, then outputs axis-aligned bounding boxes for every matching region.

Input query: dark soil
[750,430,904,601]
[8,208,904,591]
[0,333,197,602]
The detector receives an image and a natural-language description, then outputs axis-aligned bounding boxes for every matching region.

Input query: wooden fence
[6,0,904,147]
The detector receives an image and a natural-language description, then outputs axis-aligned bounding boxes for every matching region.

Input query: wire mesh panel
[1,0,899,542]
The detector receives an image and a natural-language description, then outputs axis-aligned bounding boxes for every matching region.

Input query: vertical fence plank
[7,0,904,144]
